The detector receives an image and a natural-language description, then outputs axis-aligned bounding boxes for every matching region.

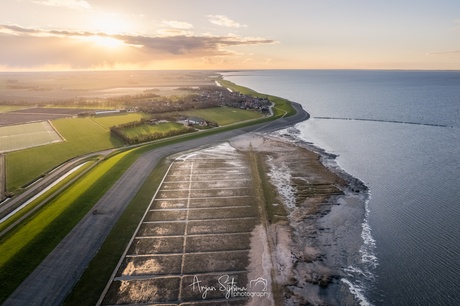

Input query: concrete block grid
[99,145,260,305]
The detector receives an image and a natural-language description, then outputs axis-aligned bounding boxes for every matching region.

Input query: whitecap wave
[341,278,373,306]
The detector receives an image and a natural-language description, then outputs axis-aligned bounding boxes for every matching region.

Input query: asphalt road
[3,102,309,306]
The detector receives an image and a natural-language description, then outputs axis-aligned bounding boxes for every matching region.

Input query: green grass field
[174,107,263,126]
[0,122,62,153]
[0,106,29,113]
[92,113,148,129]
[121,122,185,138]
[6,118,124,191]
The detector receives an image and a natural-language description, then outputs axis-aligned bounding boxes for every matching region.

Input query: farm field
[175,107,263,126]
[6,117,124,191]
[92,113,148,129]
[121,122,185,138]
[0,108,93,126]
[43,106,116,110]
[0,106,30,113]
[0,122,62,153]
[0,71,213,105]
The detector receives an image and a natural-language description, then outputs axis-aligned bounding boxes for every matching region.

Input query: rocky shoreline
[231,132,369,306]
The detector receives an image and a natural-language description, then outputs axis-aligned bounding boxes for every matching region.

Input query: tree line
[110,121,195,145]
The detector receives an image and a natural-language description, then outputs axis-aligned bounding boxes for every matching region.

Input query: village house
[187,116,206,125]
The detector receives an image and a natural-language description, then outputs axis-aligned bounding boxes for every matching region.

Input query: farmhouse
[187,116,206,125]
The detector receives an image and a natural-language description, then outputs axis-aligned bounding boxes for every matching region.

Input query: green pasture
[0,122,62,153]
[6,117,124,191]
[121,122,185,138]
[92,113,148,129]
[174,107,263,126]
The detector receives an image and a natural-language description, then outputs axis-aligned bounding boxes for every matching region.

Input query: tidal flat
[231,133,368,306]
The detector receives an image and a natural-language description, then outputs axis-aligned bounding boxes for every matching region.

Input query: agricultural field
[0,108,93,126]
[6,117,125,191]
[0,71,213,104]
[92,113,149,129]
[121,122,185,138]
[43,106,116,110]
[175,107,263,126]
[0,106,30,113]
[0,122,62,153]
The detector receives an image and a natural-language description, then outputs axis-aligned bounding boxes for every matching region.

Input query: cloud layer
[0,24,275,69]
[31,0,91,10]
[162,20,194,29]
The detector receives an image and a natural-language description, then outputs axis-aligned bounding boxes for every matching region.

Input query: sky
[0,0,459,71]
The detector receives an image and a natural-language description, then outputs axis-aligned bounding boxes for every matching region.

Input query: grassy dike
[0,150,137,303]
[218,79,297,117]
[0,157,98,234]
[0,81,296,304]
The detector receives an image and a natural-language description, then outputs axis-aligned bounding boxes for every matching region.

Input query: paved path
[3,103,308,306]
[0,154,5,201]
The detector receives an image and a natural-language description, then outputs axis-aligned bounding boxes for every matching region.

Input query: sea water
[222,70,460,305]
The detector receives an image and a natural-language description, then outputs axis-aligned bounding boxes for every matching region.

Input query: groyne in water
[314,117,450,128]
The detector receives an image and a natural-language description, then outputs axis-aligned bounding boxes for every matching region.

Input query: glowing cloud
[162,20,194,29]
[156,29,194,37]
[207,15,247,28]
[31,0,91,10]
[0,24,276,69]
